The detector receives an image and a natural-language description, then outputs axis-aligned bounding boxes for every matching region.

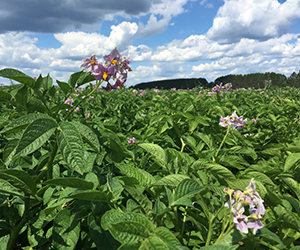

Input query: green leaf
[195,132,213,150]
[110,221,150,244]
[44,177,94,190]
[0,169,37,195]
[200,245,239,250]
[139,143,167,167]
[281,177,300,200]
[88,214,120,250]
[107,175,124,200]
[214,228,245,248]
[140,236,169,250]
[171,179,204,207]
[220,155,246,170]
[68,71,95,89]
[195,115,210,126]
[71,121,100,153]
[284,153,300,172]
[14,118,57,158]
[152,174,190,188]
[53,209,80,250]
[154,227,189,250]
[58,121,85,174]
[3,139,18,163]
[0,89,12,102]
[264,186,282,207]
[102,130,124,162]
[101,209,128,231]
[0,179,24,196]
[56,80,72,96]
[118,243,140,250]
[125,186,152,214]
[68,190,110,202]
[244,171,275,186]
[0,68,36,88]
[278,207,300,231]
[101,210,154,245]
[259,227,285,247]
[117,163,156,187]
[0,235,9,250]
[205,164,236,181]
[1,113,51,134]
[15,85,28,108]
[41,73,53,90]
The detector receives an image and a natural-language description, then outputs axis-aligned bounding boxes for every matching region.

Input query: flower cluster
[81,48,131,91]
[224,179,265,235]
[64,98,73,111]
[212,83,232,94]
[219,111,247,130]
[127,137,136,145]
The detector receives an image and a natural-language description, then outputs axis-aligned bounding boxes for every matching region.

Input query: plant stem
[213,223,235,245]
[205,219,214,246]
[7,196,30,250]
[180,207,188,239]
[284,232,300,246]
[259,239,281,250]
[180,137,186,152]
[34,141,59,183]
[215,125,230,158]
[173,206,184,244]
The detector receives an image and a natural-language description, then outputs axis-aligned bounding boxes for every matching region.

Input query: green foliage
[0,68,300,250]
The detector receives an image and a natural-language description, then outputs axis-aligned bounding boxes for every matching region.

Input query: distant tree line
[132,77,208,90]
[131,71,300,90]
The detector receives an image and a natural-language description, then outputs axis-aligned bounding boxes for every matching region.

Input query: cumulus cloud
[0,0,152,33]
[207,0,300,43]
[139,0,190,37]
[0,21,139,79]
[138,14,170,38]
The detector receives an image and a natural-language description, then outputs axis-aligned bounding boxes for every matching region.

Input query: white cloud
[207,0,300,43]
[128,45,153,61]
[139,14,170,38]
[54,21,138,59]
[200,0,213,8]
[138,0,190,37]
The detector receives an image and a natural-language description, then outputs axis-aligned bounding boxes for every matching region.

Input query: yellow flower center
[90,60,95,65]
[103,72,108,80]
[111,59,117,64]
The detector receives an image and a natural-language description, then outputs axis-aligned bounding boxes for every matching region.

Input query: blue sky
[0,0,300,87]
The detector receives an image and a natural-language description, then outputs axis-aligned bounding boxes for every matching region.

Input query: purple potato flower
[220,111,247,130]
[64,98,73,106]
[103,47,122,66]
[92,63,116,81]
[225,83,232,92]
[80,54,98,72]
[224,178,265,235]
[127,137,136,145]
[80,47,131,92]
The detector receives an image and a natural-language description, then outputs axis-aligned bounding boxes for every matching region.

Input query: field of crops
[0,50,300,250]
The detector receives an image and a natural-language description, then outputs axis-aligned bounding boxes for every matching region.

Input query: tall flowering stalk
[215,111,247,158]
[65,48,131,118]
